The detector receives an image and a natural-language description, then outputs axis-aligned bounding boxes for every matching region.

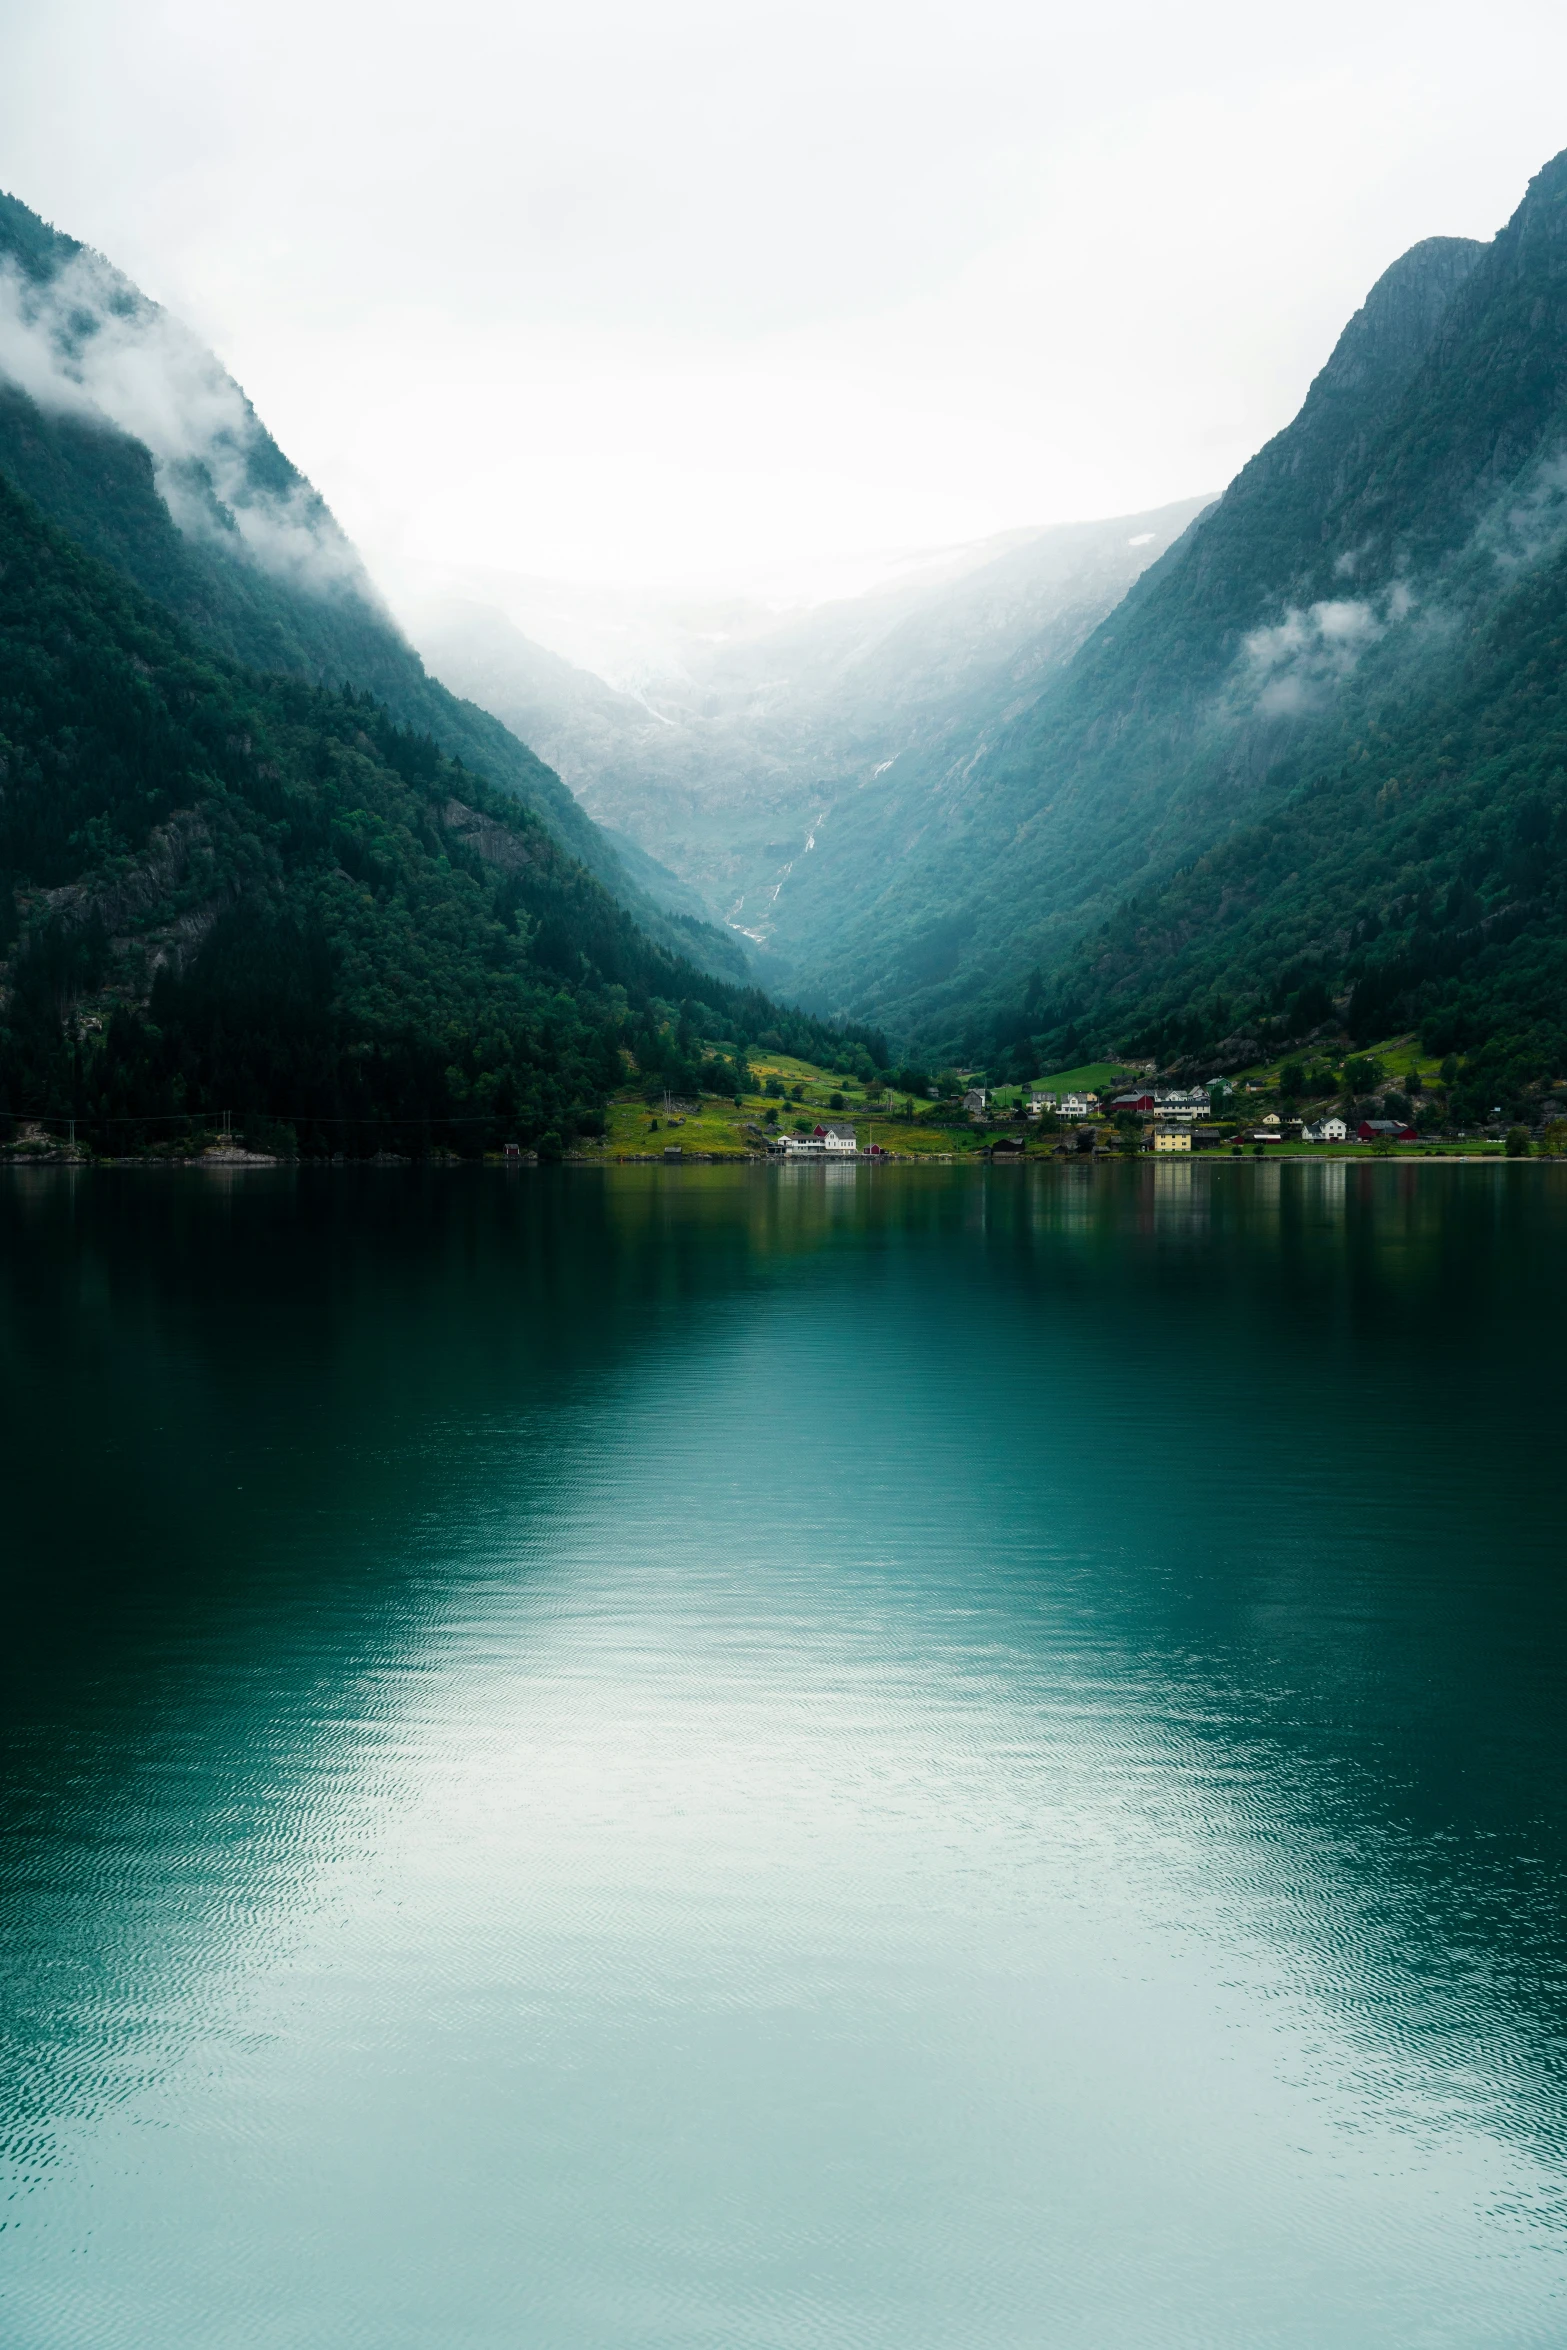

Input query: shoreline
[1,1148,1558,1172]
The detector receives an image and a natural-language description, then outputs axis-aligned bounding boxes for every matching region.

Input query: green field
[1221,1032,1440,1093]
[599,1051,976,1159]
[1024,1061,1136,1098]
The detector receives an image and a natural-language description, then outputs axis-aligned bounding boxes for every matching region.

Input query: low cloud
[1474,444,1567,577]
[0,248,367,600]
[1236,588,1409,717]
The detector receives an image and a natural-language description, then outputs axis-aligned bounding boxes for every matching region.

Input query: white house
[775,1124,860,1157]
[1153,1086,1210,1121]
[963,1088,988,1116]
[1304,1116,1348,1143]
[1058,1092,1098,1120]
[1028,1092,1057,1117]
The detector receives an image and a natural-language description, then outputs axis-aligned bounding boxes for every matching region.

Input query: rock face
[1147,235,1488,664]
[1312,238,1485,406]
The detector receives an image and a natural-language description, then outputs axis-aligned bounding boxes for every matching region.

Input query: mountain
[0,189,751,985]
[0,473,882,1152]
[404,501,1211,984]
[956,149,1567,1105]
[692,143,1567,1096]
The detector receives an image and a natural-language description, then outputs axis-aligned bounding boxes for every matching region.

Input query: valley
[4,148,1567,1149]
[402,499,1211,989]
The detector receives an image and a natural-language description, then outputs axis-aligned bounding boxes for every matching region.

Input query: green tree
[1506,1125,1533,1157]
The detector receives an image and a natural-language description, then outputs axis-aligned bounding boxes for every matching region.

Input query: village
[762,1085,1401,1159]
[600,1040,1567,1165]
[748,1074,1471,1161]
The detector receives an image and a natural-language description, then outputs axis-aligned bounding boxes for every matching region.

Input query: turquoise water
[2,1160,1566,2346]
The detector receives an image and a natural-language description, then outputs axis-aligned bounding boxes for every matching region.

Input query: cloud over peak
[0,245,370,603]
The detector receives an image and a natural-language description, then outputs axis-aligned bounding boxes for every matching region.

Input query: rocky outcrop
[442,799,534,874]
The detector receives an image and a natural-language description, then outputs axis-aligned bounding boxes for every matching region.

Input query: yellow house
[1153,1129,1191,1153]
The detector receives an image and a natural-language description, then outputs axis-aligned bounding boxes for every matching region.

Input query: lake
[2,1160,1566,2347]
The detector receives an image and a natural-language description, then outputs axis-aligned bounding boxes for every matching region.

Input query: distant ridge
[411,497,1213,992]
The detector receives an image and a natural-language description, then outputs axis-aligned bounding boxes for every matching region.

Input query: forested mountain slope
[814,145,1567,1067]
[1014,534,1567,1116]
[410,500,1210,981]
[967,148,1567,1092]
[0,477,879,1152]
[0,190,748,982]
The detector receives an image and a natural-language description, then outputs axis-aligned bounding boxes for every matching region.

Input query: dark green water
[3,1160,1566,2347]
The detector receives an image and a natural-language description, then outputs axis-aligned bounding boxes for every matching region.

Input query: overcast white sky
[2,0,1567,594]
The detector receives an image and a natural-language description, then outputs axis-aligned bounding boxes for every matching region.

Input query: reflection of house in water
[1151,1158,1207,1234]
[1250,1161,1282,1228]
[1303,1159,1348,1221]
[1028,1163,1098,1234]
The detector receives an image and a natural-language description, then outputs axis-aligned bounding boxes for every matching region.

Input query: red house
[1356,1119,1417,1142]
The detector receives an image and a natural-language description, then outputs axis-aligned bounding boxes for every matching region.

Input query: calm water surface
[2,1160,1566,2347]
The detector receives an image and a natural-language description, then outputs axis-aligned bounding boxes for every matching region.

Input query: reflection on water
[2,1162,1566,2349]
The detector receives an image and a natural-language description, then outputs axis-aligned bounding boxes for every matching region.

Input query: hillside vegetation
[0,477,881,1155]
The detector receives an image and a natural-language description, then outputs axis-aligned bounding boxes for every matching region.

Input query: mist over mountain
[405,501,1210,986]
[756,228,1513,1039]
[0,191,751,986]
